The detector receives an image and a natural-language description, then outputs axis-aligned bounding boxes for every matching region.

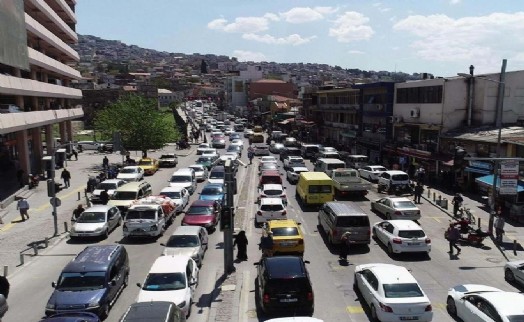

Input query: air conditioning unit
[376,104,384,111]
[410,108,420,118]
[395,116,403,123]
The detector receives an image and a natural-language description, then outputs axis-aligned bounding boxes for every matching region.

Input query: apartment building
[0,0,83,190]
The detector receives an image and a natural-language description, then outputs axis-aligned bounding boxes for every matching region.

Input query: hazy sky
[76,0,524,77]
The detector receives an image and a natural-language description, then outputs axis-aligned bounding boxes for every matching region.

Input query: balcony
[0,107,84,135]
[28,48,82,80]
[0,74,83,99]
[27,0,78,43]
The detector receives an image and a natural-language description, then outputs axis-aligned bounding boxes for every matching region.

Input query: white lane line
[246,164,258,237]
[238,270,251,322]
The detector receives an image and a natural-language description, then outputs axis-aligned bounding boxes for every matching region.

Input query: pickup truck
[331,168,372,198]
[122,196,177,238]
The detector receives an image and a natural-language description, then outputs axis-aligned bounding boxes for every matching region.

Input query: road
[2,106,518,322]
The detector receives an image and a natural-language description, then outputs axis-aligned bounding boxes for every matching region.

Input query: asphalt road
[2,112,519,322]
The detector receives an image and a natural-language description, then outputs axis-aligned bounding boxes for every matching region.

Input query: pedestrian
[414,182,424,204]
[102,156,109,169]
[72,204,85,222]
[72,149,78,161]
[494,210,505,244]
[416,166,425,183]
[339,231,351,261]
[0,274,9,299]
[259,231,274,257]
[61,168,71,188]
[16,197,30,221]
[452,193,464,217]
[234,230,249,261]
[446,223,461,255]
[99,188,110,205]
[16,169,25,188]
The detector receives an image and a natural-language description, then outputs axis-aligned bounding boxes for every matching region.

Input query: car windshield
[271,227,299,237]
[398,230,426,238]
[260,204,284,211]
[187,206,213,215]
[393,201,417,208]
[383,283,424,298]
[262,164,278,170]
[166,235,200,247]
[120,168,138,174]
[142,273,186,291]
[96,182,117,190]
[112,191,137,200]
[77,212,106,223]
[170,176,191,183]
[138,160,153,166]
[209,171,224,179]
[160,154,174,159]
[56,271,106,291]
[202,187,223,195]
[308,185,332,193]
[197,157,211,163]
[161,191,180,199]
[126,209,156,220]
[263,189,283,196]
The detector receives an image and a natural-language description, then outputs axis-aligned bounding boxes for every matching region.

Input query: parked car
[117,166,144,182]
[286,166,309,184]
[358,165,388,182]
[188,164,208,181]
[255,197,287,227]
[137,158,159,175]
[371,197,421,221]
[354,263,433,322]
[162,226,209,267]
[181,200,221,231]
[504,260,524,286]
[372,220,431,255]
[70,205,122,240]
[159,186,190,213]
[158,153,178,167]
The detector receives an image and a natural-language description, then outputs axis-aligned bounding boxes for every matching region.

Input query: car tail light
[282,210,287,216]
[379,302,393,312]
[393,238,402,244]
[298,239,304,245]
[425,304,432,312]
[394,211,402,217]
[263,293,270,304]
[257,211,262,216]
[425,238,431,244]
[307,292,314,301]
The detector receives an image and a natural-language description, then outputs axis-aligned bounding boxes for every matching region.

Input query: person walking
[259,231,274,257]
[452,193,464,217]
[61,168,71,188]
[446,223,461,255]
[414,182,424,204]
[72,149,78,161]
[102,156,109,169]
[72,204,85,222]
[339,231,351,261]
[494,211,505,244]
[234,230,249,261]
[16,197,30,221]
[99,188,110,205]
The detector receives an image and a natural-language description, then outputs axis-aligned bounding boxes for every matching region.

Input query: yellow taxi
[137,157,159,175]
[265,219,304,255]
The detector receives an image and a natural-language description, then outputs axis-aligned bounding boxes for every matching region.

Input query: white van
[313,158,346,177]
[168,168,197,195]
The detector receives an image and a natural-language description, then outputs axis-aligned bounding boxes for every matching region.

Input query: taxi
[137,157,159,175]
[265,219,304,256]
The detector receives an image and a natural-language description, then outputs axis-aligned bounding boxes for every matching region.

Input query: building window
[396,86,443,104]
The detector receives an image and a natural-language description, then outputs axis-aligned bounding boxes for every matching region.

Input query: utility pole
[222,160,235,274]
[46,155,59,237]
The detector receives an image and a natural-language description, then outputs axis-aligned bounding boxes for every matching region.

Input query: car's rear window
[383,283,424,298]
[327,163,345,170]
[336,216,369,227]
[263,189,283,196]
[392,174,409,181]
[308,185,332,193]
[266,278,310,292]
[393,201,417,208]
[187,206,213,215]
[398,230,426,238]
[271,227,299,237]
[260,204,284,211]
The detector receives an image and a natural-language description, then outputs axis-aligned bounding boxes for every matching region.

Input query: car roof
[260,170,280,175]
[100,179,125,184]
[291,166,309,171]
[211,166,225,171]
[121,301,178,321]
[160,186,185,193]
[190,199,215,207]
[479,292,524,315]
[369,165,387,169]
[385,197,413,203]
[384,220,423,230]
[265,256,306,278]
[171,225,203,236]
[189,164,205,169]
[361,263,417,284]
[260,197,284,205]
[148,255,191,273]
[84,205,114,212]
[262,184,284,190]
[64,245,123,272]
[384,170,408,175]
[203,183,224,189]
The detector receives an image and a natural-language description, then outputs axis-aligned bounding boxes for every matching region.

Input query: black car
[255,256,314,315]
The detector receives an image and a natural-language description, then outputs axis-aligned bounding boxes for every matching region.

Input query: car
[229,133,241,141]
[199,183,225,203]
[136,255,198,319]
[70,205,122,239]
[284,137,298,147]
[264,219,304,255]
[196,155,216,170]
[284,156,306,170]
[377,170,411,194]
[77,141,102,151]
[90,179,127,204]
[280,147,302,162]
[158,153,178,167]
[117,166,144,182]
[258,184,287,204]
[255,197,287,227]
[372,220,431,255]
[354,263,433,322]
[159,186,190,213]
[258,156,278,169]
[370,197,421,221]
[504,259,524,286]
[259,170,283,187]
[38,312,101,322]
[199,148,218,156]
[255,256,314,315]
[226,144,242,157]
[286,166,309,184]
[358,165,388,182]
[254,144,270,156]
[188,164,208,181]
[196,143,212,155]
[269,142,285,154]
[161,226,209,267]
[208,166,225,185]
[224,128,235,136]
[230,139,244,148]
[244,129,254,138]
[182,199,221,231]
[137,158,159,175]
[211,137,226,149]
[446,284,524,322]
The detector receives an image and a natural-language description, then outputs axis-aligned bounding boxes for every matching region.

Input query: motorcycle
[28,174,40,189]
[455,218,489,247]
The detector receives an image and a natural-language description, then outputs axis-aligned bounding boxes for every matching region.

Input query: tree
[94,95,181,157]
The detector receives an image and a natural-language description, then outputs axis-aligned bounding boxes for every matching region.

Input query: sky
[76,0,524,77]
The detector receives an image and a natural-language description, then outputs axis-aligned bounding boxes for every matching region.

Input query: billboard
[0,0,29,70]
[500,160,519,195]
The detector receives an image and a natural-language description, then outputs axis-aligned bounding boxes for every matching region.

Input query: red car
[182,200,220,231]
[258,170,283,188]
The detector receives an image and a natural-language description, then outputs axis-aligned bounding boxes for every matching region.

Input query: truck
[331,168,372,198]
[122,196,177,238]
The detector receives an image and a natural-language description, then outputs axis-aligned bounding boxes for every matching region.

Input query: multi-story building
[0,0,83,197]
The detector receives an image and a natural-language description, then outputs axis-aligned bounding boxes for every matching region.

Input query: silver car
[70,205,122,239]
[161,226,209,267]
[188,164,208,181]
[371,197,421,221]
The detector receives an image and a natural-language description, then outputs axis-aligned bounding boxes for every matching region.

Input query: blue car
[39,312,101,322]
[199,183,225,203]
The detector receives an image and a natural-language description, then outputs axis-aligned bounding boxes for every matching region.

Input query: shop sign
[500,160,519,195]
[469,161,492,170]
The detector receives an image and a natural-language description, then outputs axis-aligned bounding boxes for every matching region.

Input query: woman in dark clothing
[234,230,249,261]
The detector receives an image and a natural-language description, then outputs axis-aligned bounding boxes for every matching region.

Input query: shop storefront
[464,161,493,191]
[475,174,524,223]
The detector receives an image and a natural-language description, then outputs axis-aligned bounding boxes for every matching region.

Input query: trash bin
[441,198,448,209]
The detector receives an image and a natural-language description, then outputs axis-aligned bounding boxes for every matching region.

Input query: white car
[90,179,127,204]
[258,184,287,203]
[372,220,431,255]
[255,197,287,227]
[161,226,209,267]
[70,205,122,239]
[196,143,211,155]
[504,259,524,286]
[286,166,309,184]
[354,263,433,322]
[136,255,199,318]
[358,165,388,182]
[371,197,421,221]
[258,156,278,171]
[244,129,254,138]
[117,166,144,182]
[446,284,524,321]
[188,164,208,181]
[283,156,305,170]
[230,139,244,148]
[159,187,190,213]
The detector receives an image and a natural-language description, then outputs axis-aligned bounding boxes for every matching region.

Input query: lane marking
[238,270,250,322]
[347,306,364,314]
[34,186,85,212]
[0,222,15,232]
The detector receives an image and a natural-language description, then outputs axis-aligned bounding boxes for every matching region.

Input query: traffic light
[47,179,55,197]
[220,207,233,231]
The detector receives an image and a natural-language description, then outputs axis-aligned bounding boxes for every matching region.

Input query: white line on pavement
[238,270,251,322]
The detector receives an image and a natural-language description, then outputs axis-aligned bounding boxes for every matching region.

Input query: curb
[207,270,241,322]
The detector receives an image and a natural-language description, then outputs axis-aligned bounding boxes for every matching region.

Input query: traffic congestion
[4,100,524,322]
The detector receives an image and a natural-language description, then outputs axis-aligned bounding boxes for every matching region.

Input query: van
[296,172,334,206]
[345,155,369,169]
[45,245,130,318]
[313,158,346,176]
[119,301,186,322]
[168,168,197,194]
[318,202,371,245]
[108,181,153,213]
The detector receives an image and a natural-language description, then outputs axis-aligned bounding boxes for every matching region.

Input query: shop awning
[464,167,491,175]
[475,174,524,193]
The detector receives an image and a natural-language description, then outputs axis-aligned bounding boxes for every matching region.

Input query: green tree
[94,95,181,157]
